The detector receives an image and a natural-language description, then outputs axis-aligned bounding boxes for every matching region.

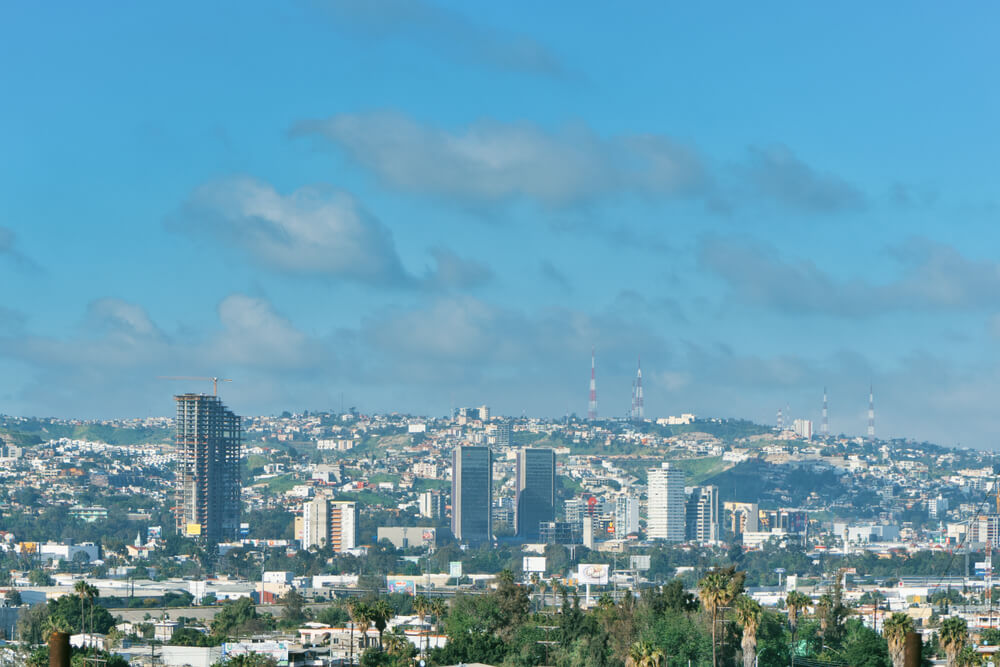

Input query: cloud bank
[293,112,708,206]
[700,236,1000,316]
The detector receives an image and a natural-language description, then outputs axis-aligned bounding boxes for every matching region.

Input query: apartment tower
[174,394,241,544]
[647,462,686,542]
[302,495,357,552]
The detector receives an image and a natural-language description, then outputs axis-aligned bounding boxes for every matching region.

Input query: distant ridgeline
[0,417,171,446]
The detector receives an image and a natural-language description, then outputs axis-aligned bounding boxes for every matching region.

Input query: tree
[18,604,50,645]
[28,569,53,586]
[882,612,915,667]
[662,579,699,614]
[413,596,431,658]
[698,567,745,667]
[954,645,983,667]
[735,595,762,667]
[785,590,810,644]
[278,589,307,627]
[372,599,395,649]
[626,642,664,667]
[210,598,275,640]
[351,602,376,654]
[940,616,968,667]
[74,580,89,635]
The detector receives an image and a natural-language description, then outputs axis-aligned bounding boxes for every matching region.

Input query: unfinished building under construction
[174,393,241,544]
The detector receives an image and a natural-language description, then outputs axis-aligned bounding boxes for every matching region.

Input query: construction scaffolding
[174,394,241,544]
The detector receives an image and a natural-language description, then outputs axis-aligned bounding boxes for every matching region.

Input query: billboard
[147,526,162,541]
[577,563,609,585]
[388,579,416,596]
[186,523,202,536]
[523,556,547,573]
[239,523,250,537]
[223,641,289,661]
[449,561,463,578]
[629,555,651,571]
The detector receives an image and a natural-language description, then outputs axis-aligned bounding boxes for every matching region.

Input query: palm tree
[372,598,395,650]
[85,582,99,638]
[382,628,411,658]
[350,601,375,659]
[74,580,89,635]
[816,593,833,646]
[430,598,447,636]
[625,641,664,667]
[954,644,983,667]
[786,590,810,634]
[413,596,431,658]
[883,612,915,667]
[699,568,744,667]
[940,616,968,667]
[538,579,549,613]
[735,595,763,667]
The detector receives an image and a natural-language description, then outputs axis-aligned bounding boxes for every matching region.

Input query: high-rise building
[685,486,720,544]
[174,394,241,544]
[647,462,685,542]
[419,490,443,519]
[496,420,512,446]
[614,495,640,536]
[725,501,760,535]
[302,495,357,552]
[516,448,556,541]
[564,498,586,527]
[451,446,493,544]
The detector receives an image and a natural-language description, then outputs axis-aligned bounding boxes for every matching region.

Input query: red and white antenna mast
[588,347,597,420]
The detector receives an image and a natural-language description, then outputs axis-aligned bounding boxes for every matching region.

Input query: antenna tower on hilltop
[588,347,597,421]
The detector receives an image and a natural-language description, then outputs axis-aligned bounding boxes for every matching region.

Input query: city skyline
[2,3,999,448]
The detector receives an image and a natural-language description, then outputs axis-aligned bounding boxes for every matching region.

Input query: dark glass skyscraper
[451,446,492,544]
[516,447,555,541]
[174,394,241,544]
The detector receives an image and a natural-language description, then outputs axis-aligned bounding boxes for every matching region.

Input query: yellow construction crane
[158,376,232,396]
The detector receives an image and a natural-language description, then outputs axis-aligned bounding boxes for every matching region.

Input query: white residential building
[647,462,686,542]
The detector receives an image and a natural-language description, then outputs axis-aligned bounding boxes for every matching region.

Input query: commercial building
[614,495,640,536]
[539,521,582,545]
[685,486,719,544]
[377,526,436,550]
[515,448,556,541]
[647,462,685,542]
[418,490,443,519]
[302,496,357,552]
[451,446,493,544]
[175,394,241,544]
[725,501,760,535]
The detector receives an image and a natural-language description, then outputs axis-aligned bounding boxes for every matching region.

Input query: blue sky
[2,2,999,447]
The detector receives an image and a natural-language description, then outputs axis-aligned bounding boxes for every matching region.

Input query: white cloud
[742,144,866,213]
[312,0,565,77]
[171,177,410,285]
[700,236,1000,316]
[293,112,708,206]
